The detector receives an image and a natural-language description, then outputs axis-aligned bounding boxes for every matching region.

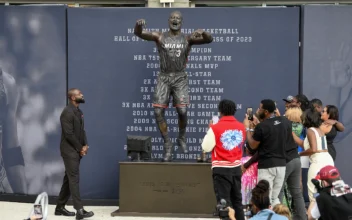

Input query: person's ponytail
[251,179,271,210]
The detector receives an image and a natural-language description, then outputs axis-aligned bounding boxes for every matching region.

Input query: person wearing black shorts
[134,11,213,161]
[0,68,27,194]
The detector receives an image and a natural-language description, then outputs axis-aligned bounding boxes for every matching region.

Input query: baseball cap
[283,95,294,103]
[315,165,340,180]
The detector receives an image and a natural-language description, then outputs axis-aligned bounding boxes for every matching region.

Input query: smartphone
[274,101,278,116]
[212,115,219,124]
[247,107,253,121]
[34,204,43,219]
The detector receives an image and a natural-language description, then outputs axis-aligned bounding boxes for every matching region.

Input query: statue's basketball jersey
[157,32,190,73]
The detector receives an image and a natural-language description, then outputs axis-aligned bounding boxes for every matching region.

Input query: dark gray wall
[302,5,352,184]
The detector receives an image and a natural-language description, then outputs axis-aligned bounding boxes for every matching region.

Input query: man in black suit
[55,88,94,219]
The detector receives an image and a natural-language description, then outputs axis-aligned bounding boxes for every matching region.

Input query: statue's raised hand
[136,19,146,27]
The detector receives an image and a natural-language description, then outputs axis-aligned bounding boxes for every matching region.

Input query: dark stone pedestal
[111,162,217,218]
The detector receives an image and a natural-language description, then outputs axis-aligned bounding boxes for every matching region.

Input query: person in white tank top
[292,109,334,213]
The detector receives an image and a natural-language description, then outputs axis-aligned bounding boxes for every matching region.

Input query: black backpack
[317,188,352,220]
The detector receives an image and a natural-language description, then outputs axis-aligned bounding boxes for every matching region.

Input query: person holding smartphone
[244,99,290,207]
[201,99,246,220]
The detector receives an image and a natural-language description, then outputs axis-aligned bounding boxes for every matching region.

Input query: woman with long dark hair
[292,109,334,213]
[321,105,345,161]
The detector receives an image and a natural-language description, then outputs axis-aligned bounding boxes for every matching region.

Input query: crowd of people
[202,95,352,220]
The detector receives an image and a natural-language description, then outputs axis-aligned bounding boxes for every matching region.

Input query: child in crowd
[285,107,304,152]
[273,204,292,220]
[241,143,258,215]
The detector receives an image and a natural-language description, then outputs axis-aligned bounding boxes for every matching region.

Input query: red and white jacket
[201,116,246,168]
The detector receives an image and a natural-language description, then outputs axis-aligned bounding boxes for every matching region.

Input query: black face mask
[75,97,85,104]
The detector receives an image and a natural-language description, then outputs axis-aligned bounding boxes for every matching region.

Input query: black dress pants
[212,166,244,220]
[56,156,82,210]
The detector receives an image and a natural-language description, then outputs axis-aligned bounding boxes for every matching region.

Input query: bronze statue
[134,11,213,161]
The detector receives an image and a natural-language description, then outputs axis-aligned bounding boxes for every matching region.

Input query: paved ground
[1,201,213,220]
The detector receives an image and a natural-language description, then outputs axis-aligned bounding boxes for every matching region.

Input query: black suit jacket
[60,103,88,158]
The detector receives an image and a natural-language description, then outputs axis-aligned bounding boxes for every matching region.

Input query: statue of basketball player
[134,11,213,161]
[0,68,27,194]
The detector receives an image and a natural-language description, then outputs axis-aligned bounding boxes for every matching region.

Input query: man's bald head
[169,11,183,20]
[67,88,85,104]
[68,88,79,100]
[168,11,183,31]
